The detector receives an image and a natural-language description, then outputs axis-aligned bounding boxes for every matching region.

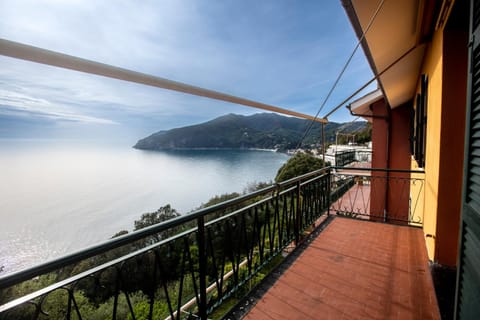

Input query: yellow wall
[412,0,468,265]
[414,28,443,261]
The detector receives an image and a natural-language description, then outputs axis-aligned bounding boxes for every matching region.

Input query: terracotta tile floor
[244,217,440,320]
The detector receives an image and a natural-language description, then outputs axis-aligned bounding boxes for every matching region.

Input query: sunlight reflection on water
[0,140,289,275]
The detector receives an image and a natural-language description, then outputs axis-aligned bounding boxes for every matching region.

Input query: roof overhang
[349,89,383,122]
[341,0,441,108]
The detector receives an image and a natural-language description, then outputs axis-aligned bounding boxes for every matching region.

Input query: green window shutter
[456,1,480,318]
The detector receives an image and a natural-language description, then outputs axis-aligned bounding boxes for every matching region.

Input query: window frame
[412,74,428,168]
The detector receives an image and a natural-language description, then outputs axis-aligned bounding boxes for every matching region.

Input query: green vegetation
[336,122,372,145]
[198,192,241,209]
[356,122,372,144]
[134,113,367,152]
[275,153,329,182]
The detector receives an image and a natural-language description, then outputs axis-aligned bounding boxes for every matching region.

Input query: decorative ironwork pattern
[330,167,425,226]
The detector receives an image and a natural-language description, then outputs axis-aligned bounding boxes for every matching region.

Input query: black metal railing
[330,167,425,226]
[0,166,425,319]
[334,149,372,167]
[335,150,356,167]
[0,168,333,320]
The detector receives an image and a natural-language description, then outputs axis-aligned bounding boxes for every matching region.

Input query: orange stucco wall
[370,99,388,220]
[371,100,389,169]
[387,103,412,223]
[435,7,468,267]
[370,99,411,223]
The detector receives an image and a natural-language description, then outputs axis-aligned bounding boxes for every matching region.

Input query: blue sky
[0,0,376,143]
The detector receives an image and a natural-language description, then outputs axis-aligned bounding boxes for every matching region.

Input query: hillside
[134,113,367,152]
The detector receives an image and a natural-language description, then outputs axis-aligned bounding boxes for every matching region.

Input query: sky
[0,0,376,143]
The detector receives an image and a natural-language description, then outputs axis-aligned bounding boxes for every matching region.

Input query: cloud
[0,0,375,137]
[0,89,118,124]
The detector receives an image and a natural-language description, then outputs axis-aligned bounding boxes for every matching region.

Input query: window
[412,74,428,167]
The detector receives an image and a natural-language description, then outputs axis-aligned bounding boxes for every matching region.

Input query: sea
[0,139,289,275]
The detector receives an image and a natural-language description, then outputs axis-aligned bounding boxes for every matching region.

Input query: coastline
[133,146,280,153]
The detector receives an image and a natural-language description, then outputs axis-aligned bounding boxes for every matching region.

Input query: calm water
[0,139,289,275]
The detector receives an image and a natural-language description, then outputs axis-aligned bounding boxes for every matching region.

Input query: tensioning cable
[293,0,385,151]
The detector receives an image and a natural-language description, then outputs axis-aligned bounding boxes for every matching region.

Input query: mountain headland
[134,113,367,152]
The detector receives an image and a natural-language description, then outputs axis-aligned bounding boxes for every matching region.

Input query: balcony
[241,218,437,320]
[0,166,440,320]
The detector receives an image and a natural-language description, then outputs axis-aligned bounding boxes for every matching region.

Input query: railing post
[327,169,331,216]
[295,181,301,245]
[196,216,207,319]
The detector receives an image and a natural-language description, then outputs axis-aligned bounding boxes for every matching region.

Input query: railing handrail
[0,167,330,289]
[332,166,425,174]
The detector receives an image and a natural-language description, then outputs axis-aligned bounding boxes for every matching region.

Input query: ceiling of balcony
[343,0,440,108]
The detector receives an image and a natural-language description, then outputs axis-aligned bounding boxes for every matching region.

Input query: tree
[198,192,241,209]
[275,153,329,182]
[133,204,183,244]
[356,122,372,144]
[134,204,180,231]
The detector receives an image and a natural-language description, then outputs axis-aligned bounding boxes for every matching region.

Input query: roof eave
[340,0,389,106]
